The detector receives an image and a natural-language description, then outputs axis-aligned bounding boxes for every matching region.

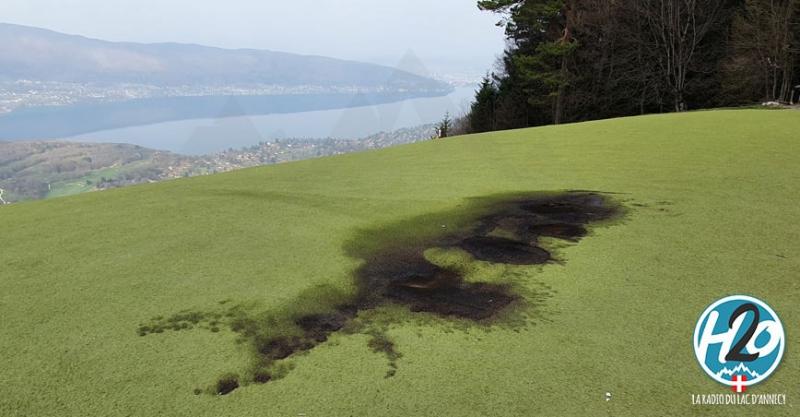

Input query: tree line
[461,0,800,134]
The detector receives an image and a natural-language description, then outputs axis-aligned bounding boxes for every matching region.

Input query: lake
[68,87,474,154]
[3,87,474,155]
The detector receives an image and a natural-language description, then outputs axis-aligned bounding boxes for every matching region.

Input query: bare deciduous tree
[726,0,799,103]
[637,0,724,111]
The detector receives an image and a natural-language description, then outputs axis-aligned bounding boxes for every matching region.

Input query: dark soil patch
[354,253,516,320]
[528,223,587,241]
[519,194,615,224]
[253,308,357,363]
[258,336,313,360]
[460,236,552,265]
[349,192,619,322]
[388,281,515,320]
[216,374,239,396]
[253,371,272,384]
[367,332,402,378]
[295,312,350,341]
[139,192,621,395]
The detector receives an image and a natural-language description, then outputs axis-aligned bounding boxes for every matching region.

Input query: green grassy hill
[1,110,798,416]
[0,141,189,201]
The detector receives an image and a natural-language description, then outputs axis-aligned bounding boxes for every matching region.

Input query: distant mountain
[0,23,452,140]
[0,23,447,91]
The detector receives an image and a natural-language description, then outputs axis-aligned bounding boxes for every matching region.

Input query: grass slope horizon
[1,109,798,416]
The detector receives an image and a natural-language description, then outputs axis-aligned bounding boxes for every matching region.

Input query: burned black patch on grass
[138,192,621,395]
[353,252,516,320]
[295,311,351,341]
[528,223,587,241]
[253,371,272,384]
[347,192,618,322]
[459,236,552,265]
[367,332,402,378]
[216,374,240,396]
[250,306,358,365]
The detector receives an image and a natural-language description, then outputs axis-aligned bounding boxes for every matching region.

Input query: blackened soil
[253,371,272,384]
[353,253,516,320]
[389,282,515,320]
[295,312,350,341]
[350,192,619,323]
[216,375,239,395]
[528,224,587,241]
[519,193,614,224]
[460,236,551,265]
[367,332,403,378]
[257,306,356,360]
[140,192,620,394]
[258,336,313,360]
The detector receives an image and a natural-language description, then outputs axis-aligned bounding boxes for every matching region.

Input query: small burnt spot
[216,374,239,396]
[367,332,402,378]
[295,312,348,341]
[253,371,272,384]
[258,336,314,360]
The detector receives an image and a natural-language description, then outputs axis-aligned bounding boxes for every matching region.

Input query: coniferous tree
[469,76,499,133]
[437,112,452,139]
[467,0,797,132]
[479,0,577,124]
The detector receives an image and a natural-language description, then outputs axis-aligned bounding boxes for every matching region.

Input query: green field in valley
[45,166,125,199]
[1,109,798,416]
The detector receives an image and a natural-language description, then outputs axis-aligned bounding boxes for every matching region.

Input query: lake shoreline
[0,89,453,142]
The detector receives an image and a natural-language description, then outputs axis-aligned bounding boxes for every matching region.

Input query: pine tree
[437,112,451,139]
[469,76,499,133]
[479,0,577,124]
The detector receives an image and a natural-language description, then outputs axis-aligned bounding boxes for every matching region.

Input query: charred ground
[138,192,621,395]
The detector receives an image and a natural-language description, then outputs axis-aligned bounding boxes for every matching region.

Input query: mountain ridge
[0,22,448,90]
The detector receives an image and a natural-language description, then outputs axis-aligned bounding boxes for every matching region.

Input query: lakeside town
[0,80,454,115]
[0,123,437,202]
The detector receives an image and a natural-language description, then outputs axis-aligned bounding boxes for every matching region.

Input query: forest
[464,0,800,133]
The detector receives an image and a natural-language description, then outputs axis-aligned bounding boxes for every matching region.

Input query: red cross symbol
[731,375,747,393]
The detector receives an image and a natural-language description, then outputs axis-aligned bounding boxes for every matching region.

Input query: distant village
[138,124,438,183]
[0,80,441,115]
[0,123,438,203]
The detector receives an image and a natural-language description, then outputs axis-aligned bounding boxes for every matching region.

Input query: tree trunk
[554,57,568,124]
[639,0,722,112]
[780,63,793,102]
[553,1,577,124]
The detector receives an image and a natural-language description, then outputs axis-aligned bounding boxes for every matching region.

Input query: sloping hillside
[0,141,190,201]
[0,124,436,202]
[0,23,446,91]
[0,110,797,417]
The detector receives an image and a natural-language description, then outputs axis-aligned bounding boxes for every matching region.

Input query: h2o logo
[693,295,785,392]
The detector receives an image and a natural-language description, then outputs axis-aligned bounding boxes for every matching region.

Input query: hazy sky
[0,0,507,76]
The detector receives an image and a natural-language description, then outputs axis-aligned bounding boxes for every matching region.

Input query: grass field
[1,109,798,416]
[45,166,124,199]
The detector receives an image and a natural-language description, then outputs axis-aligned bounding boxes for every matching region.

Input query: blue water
[62,87,474,154]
